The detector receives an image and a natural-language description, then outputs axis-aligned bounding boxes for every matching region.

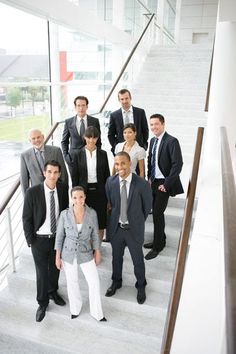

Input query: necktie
[150,138,159,182]
[50,191,56,234]
[80,119,85,137]
[37,150,44,171]
[124,111,129,125]
[120,180,128,224]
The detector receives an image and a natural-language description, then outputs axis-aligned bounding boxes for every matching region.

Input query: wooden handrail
[0,121,61,216]
[161,127,204,354]
[220,126,236,354]
[204,39,214,112]
[99,13,155,113]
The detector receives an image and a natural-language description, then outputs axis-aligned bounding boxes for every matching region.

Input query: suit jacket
[105,173,152,244]
[61,115,101,165]
[148,132,184,197]
[22,182,69,246]
[108,106,149,154]
[71,147,110,192]
[20,145,68,195]
[55,205,100,265]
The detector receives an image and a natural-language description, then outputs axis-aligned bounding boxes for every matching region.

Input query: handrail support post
[5,208,16,273]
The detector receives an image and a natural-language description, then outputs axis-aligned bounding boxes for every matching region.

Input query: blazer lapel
[73,116,80,138]
[32,148,44,175]
[81,148,88,181]
[158,132,167,159]
[128,174,135,208]
[118,109,124,129]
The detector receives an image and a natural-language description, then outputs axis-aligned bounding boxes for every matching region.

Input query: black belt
[36,234,55,239]
[119,223,130,230]
[87,183,98,191]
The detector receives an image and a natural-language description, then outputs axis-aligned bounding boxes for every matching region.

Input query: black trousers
[31,237,59,307]
[152,179,170,251]
[111,227,146,289]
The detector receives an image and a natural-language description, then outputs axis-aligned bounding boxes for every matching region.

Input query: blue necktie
[150,138,158,182]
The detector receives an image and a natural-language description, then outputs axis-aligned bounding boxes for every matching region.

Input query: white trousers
[63,258,104,321]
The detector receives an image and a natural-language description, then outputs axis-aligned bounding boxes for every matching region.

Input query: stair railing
[160,127,204,354]
[0,122,63,282]
[99,13,155,113]
[220,126,236,354]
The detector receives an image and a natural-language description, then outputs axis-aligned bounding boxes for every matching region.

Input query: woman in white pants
[55,186,106,321]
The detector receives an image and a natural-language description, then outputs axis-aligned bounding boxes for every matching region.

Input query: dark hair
[123,123,136,133]
[118,89,131,99]
[44,160,61,172]
[71,186,86,197]
[115,151,131,161]
[73,96,89,106]
[150,113,165,124]
[84,126,100,139]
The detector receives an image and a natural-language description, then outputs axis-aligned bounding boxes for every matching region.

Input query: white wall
[179,0,218,44]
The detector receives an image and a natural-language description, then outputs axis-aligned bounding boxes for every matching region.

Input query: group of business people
[21,89,184,323]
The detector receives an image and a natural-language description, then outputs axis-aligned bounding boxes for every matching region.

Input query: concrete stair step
[0,299,161,354]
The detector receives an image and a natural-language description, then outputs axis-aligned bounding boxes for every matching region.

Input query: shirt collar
[44,181,56,193]
[119,172,132,184]
[122,106,133,115]
[155,130,165,141]
[34,146,44,153]
[77,115,87,121]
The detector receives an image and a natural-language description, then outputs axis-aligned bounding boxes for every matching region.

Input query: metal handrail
[161,127,204,354]
[99,13,155,113]
[220,126,236,354]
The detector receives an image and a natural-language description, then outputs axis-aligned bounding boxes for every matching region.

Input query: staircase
[132,44,212,190]
[0,44,211,353]
[0,198,184,354]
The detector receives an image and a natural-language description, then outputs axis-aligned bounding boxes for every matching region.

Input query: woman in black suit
[72,126,110,240]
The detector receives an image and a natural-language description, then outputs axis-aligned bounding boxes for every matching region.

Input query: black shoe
[105,282,122,297]
[100,317,107,322]
[143,242,153,249]
[36,305,47,322]
[145,250,159,260]
[137,288,146,304]
[49,292,66,306]
[71,314,79,319]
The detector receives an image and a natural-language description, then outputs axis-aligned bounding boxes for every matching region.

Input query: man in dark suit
[105,152,152,304]
[144,114,184,260]
[20,129,68,195]
[108,89,149,155]
[22,160,69,322]
[61,96,101,177]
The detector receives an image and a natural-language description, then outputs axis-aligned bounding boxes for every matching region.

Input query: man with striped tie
[145,114,184,260]
[22,160,69,322]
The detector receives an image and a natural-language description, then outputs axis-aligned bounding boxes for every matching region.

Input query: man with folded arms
[22,160,69,322]
[105,152,152,304]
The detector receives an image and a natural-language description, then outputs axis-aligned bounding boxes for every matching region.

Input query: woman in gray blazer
[55,186,106,321]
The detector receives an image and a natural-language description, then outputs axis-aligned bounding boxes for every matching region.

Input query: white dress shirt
[153,131,165,179]
[76,115,88,134]
[85,148,97,183]
[122,106,134,124]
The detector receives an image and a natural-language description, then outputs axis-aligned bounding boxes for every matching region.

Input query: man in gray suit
[20,129,68,195]
[105,152,152,304]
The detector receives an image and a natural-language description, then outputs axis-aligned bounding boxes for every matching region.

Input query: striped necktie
[50,190,56,235]
[150,138,159,182]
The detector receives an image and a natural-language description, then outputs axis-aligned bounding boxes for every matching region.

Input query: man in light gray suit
[20,129,68,195]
